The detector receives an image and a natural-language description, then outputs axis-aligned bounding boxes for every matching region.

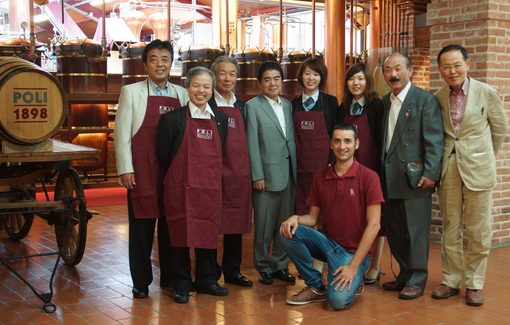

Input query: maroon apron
[344,113,378,171]
[215,106,252,234]
[293,110,331,215]
[130,81,181,219]
[164,109,222,249]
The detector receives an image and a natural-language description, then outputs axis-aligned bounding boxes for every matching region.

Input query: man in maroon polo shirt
[280,122,383,309]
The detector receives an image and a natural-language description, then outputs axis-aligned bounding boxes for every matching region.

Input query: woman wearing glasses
[339,63,384,285]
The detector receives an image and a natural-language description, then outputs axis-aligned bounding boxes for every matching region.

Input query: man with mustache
[380,53,444,300]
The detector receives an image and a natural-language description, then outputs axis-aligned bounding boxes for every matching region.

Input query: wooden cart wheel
[1,213,34,240]
[53,168,87,266]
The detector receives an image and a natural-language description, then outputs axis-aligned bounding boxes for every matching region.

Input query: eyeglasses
[440,63,464,72]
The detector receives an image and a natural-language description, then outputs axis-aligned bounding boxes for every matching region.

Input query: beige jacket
[435,78,507,190]
[114,80,188,176]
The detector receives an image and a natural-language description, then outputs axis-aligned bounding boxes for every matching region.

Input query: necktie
[386,95,401,150]
[303,97,315,111]
[351,102,363,116]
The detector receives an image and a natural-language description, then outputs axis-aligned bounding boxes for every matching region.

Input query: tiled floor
[1,203,510,324]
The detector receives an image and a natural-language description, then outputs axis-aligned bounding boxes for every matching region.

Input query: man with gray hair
[209,55,253,287]
[157,67,228,303]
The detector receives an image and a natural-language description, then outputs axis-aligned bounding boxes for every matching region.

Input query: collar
[351,96,366,108]
[214,89,237,107]
[325,160,359,180]
[148,79,170,93]
[302,90,320,103]
[189,101,215,117]
[449,77,470,96]
[264,95,282,105]
[391,81,412,103]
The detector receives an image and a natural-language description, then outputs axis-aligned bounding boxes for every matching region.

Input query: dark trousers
[383,197,431,290]
[172,247,216,292]
[127,194,173,290]
[215,233,243,278]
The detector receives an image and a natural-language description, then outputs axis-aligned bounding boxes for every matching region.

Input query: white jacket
[114,79,188,175]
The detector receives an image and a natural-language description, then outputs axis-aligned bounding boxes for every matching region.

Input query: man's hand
[253,179,265,191]
[280,215,299,239]
[331,264,358,291]
[119,173,136,190]
[418,176,435,189]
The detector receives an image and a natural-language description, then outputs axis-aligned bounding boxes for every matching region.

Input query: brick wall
[410,47,431,91]
[428,0,510,247]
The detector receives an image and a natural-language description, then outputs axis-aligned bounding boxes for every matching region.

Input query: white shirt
[148,79,174,97]
[264,95,286,137]
[302,90,320,105]
[350,97,366,114]
[189,102,215,119]
[214,89,236,107]
[386,82,412,151]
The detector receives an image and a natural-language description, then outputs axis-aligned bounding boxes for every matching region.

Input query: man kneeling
[280,123,383,310]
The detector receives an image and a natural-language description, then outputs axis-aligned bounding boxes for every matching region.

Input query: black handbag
[406,161,424,188]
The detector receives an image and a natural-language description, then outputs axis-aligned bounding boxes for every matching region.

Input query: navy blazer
[291,91,339,137]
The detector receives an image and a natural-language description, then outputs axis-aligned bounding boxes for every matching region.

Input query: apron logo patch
[159,105,176,114]
[301,121,314,130]
[228,117,236,128]
[197,129,213,140]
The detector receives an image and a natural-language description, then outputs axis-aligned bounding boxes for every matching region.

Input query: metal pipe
[61,0,64,24]
[167,0,171,41]
[29,0,35,55]
[278,0,283,63]
[312,0,315,57]
[102,0,106,47]
[349,0,354,66]
[225,0,230,54]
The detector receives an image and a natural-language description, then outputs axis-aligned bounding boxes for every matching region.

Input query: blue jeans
[281,226,370,310]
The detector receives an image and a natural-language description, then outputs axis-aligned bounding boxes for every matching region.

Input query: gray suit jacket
[381,84,444,199]
[246,94,297,192]
[435,78,507,190]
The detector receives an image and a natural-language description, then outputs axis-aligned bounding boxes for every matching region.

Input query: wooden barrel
[55,39,106,93]
[179,47,224,85]
[281,50,311,99]
[120,42,147,86]
[0,38,44,66]
[233,48,277,100]
[0,57,66,145]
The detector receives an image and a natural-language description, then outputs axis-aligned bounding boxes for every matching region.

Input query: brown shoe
[382,281,405,291]
[398,286,423,300]
[466,289,484,306]
[432,284,460,299]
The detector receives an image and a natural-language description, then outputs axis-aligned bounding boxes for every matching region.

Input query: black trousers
[383,197,431,290]
[173,247,216,292]
[215,233,243,278]
[128,193,173,290]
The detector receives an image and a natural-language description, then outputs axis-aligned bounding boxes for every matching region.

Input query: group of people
[114,39,507,310]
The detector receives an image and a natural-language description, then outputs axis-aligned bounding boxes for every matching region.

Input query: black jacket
[208,96,247,122]
[156,105,228,170]
[291,91,339,137]
[338,97,384,152]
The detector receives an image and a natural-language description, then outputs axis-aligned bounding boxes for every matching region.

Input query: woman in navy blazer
[338,63,384,284]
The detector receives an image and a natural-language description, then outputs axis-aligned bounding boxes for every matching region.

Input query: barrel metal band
[122,74,147,78]
[281,61,304,65]
[56,73,107,77]
[180,59,213,63]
